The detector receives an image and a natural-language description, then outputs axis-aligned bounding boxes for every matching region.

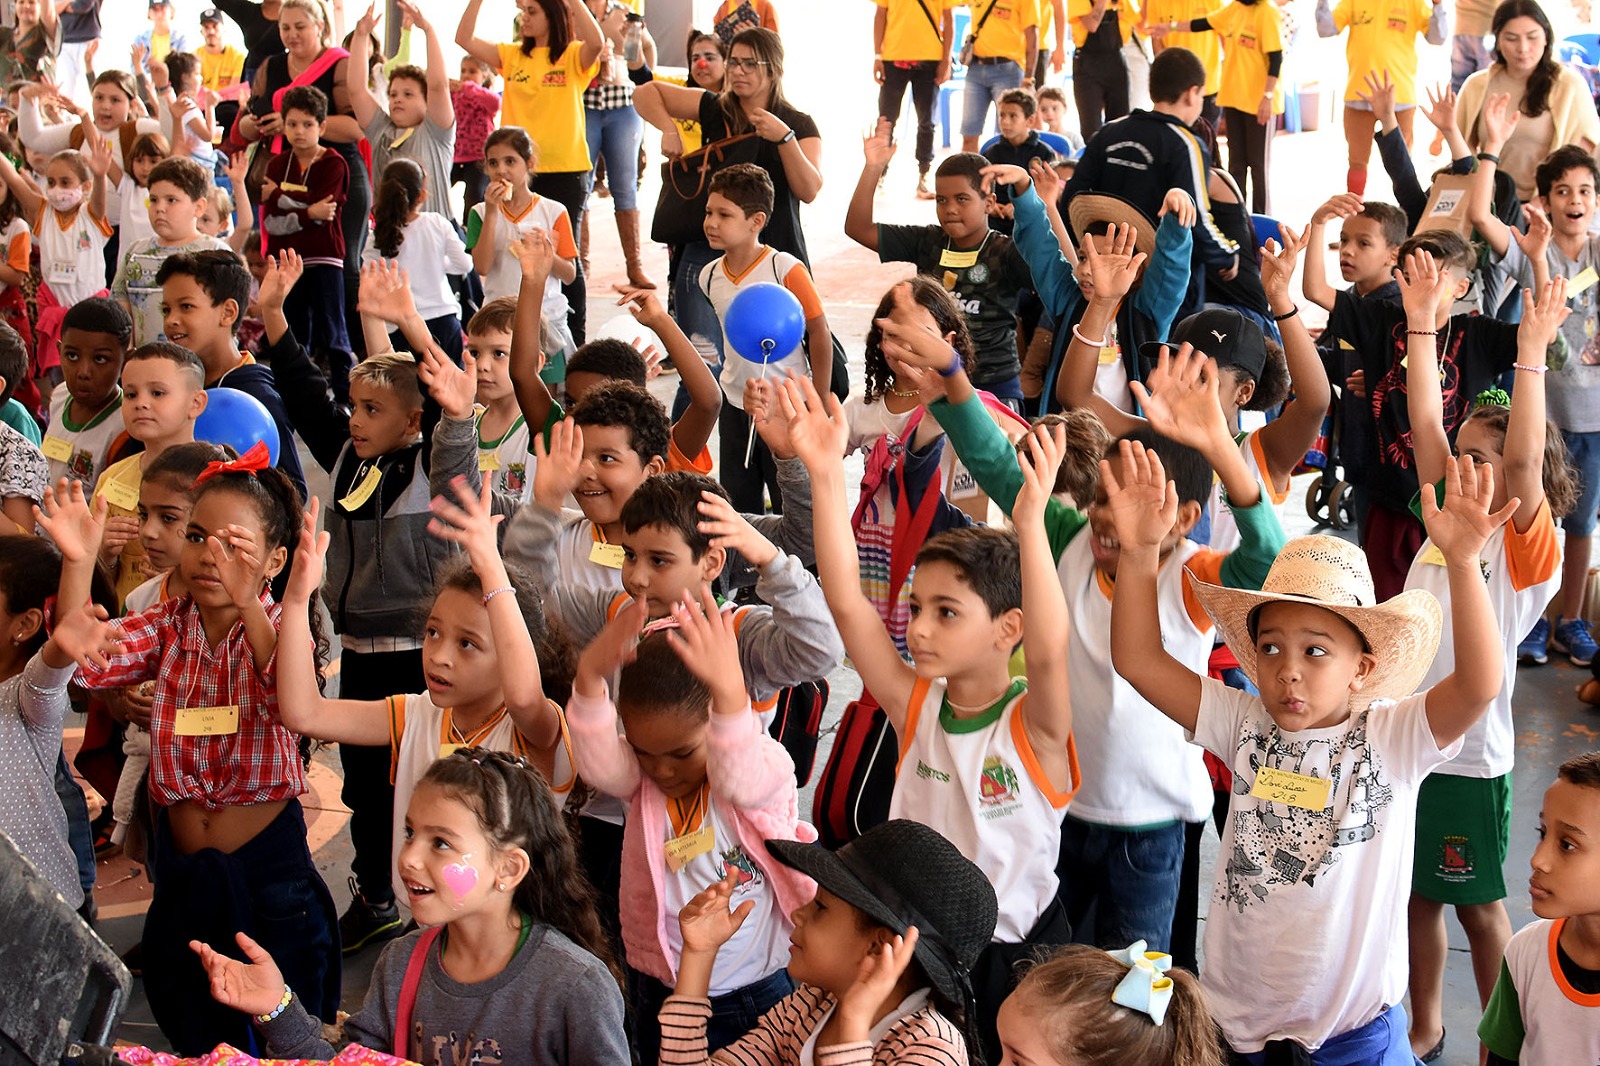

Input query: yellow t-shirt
[971,0,1039,67]
[496,42,601,174]
[93,454,149,607]
[151,32,172,63]
[1332,0,1433,104]
[1066,0,1140,48]
[1146,0,1220,94]
[1211,0,1283,114]
[878,0,953,62]
[200,45,245,92]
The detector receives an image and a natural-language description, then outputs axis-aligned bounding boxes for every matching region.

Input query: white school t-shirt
[1405,498,1560,778]
[386,692,573,905]
[474,409,534,503]
[659,792,790,995]
[44,386,125,487]
[0,216,31,296]
[1485,918,1600,1066]
[34,205,112,305]
[701,247,824,410]
[889,678,1076,942]
[362,212,473,320]
[115,175,156,248]
[1208,430,1292,554]
[1190,680,1462,1053]
[1060,532,1214,826]
[467,194,577,311]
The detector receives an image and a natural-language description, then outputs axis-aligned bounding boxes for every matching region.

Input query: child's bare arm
[1303,194,1361,311]
[510,232,557,432]
[1105,441,1205,731]
[1422,455,1516,747]
[844,120,891,252]
[1503,278,1567,529]
[619,286,721,459]
[777,376,918,731]
[1397,249,1456,488]
[1255,225,1332,490]
[1015,424,1076,794]
[1467,93,1517,257]
[805,311,832,400]
[1054,223,1146,437]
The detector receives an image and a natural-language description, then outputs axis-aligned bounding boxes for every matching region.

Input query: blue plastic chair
[978,130,1078,157]
[1252,213,1284,248]
[936,9,973,149]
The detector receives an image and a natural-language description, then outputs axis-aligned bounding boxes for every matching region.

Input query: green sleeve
[1217,484,1289,591]
[463,207,483,251]
[930,394,1086,559]
[1478,958,1525,1061]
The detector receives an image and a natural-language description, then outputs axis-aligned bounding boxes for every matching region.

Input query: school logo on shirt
[502,463,526,498]
[720,844,763,889]
[978,755,1022,816]
[1435,834,1476,883]
[916,759,952,783]
[542,70,568,87]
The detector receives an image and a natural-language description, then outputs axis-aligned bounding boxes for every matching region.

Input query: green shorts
[1412,771,1512,905]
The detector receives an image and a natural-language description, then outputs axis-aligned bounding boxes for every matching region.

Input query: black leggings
[1073,51,1129,142]
[1224,106,1273,214]
[877,60,939,171]
[340,146,372,360]
[532,170,590,346]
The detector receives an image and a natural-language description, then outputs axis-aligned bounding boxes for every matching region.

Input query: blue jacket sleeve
[1133,212,1193,341]
[1375,126,1429,231]
[1012,185,1081,315]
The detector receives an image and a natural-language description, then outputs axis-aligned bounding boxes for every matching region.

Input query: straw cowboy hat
[1186,535,1444,706]
[1067,191,1158,262]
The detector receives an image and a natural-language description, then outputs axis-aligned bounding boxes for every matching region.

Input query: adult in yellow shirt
[1143,0,1221,129]
[1316,0,1447,195]
[1156,0,1283,212]
[1069,0,1139,140]
[874,0,957,198]
[960,0,1039,152]
[457,0,604,343]
[198,9,245,144]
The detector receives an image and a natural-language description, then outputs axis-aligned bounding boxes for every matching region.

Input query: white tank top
[889,678,1078,942]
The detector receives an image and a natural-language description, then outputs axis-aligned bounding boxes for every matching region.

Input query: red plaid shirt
[76,594,305,810]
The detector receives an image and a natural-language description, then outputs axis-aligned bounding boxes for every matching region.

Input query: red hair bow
[192,440,272,487]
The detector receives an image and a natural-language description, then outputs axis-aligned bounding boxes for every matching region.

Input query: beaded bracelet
[482,586,515,606]
[1406,329,1439,336]
[257,985,294,1024]
[1512,362,1549,374]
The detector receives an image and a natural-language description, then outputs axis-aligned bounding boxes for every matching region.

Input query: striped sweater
[658,985,969,1066]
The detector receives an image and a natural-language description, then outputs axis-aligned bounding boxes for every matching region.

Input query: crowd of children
[2,1,1600,1065]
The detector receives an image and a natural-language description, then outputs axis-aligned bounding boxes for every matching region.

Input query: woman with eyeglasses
[632,26,822,269]
[456,0,606,344]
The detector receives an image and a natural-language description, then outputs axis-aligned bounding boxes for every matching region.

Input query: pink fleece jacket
[566,686,818,986]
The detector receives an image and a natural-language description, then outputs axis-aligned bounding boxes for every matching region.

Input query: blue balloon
[195,387,281,465]
[724,283,806,364]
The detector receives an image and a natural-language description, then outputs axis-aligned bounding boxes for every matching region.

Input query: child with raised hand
[1478,750,1600,1065]
[1104,438,1514,1062]
[779,371,1079,1062]
[276,479,572,905]
[661,819,1001,1065]
[995,944,1222,1066]
[566,588,814,1062]
[1400,264,1577,1061]
[39,456,341,1056]
[193,748,630,1064]
[0,529,121,912]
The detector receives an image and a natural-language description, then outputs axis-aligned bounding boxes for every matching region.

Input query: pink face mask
[47,186,84,212]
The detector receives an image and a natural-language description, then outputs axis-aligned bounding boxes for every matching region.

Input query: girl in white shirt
[364,158,472,362]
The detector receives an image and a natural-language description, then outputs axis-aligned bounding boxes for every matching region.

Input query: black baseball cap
[1139,307,1267,383]
[200,7,223,22]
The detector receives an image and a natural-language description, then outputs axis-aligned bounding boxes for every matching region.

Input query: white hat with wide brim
[1186,535,1444,706]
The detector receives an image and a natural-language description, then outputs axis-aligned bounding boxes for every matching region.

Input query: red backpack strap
[886,431,943,600]
[392,925,442,1055]
[850,406,926,531]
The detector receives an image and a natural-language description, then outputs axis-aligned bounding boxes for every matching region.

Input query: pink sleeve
[707,705,799,812]
[564,686,643,799]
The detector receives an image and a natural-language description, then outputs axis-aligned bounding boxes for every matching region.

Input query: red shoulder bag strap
[392,925,442,1054]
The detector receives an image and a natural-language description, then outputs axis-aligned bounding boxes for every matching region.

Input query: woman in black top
[211,0,286,84]
[632,27,822,266]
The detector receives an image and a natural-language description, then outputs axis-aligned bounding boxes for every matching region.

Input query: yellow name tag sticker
[1419,543,1448,567]
[589,541,626,568]
[1337,338,1356,350]
[41,435,73,462]
[1098,345,1119,366]
[99,478,140,512]
[339,465,383,511]
[939,247,980,269]
[440,742,466,759]
[663,823,715,873]
[1569,267,1599,300]
[174,704,241,737]
[1249,766,1331,811]
[478,450,501,472]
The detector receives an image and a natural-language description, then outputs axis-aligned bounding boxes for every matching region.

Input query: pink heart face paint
[440,856,480,909]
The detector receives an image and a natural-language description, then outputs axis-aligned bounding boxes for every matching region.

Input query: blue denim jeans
[1059,815,1186,952]
[585,104,644,211]
[671,238,724,420]
[961,59,1022,137]
[1229,1003,1415,1064]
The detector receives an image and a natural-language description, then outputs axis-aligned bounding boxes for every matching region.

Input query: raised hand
[1078,222,1147,306]
[258,250,304,312]
[677,869,754,955]
[510,229,556,281]
[1159,188,1197,228]
[47,603,123,672]
[835,927,922,1033]
[84,133,113,178]
[206,524,266,607]
[1423,83,1457,134]
[697,490,777,568]
[575,595,646,693]
[1014,422,1067,532]
[1395,248,1451,322]
[980,162,1032,194]
[531,417,586,509]
[615,285,669,331]
[1131,344,1230,453]
[1028,156,1061,205]
[1099,439,1179,553]
[355,260,418,325]
[286,499,329,605]
[416,342,478,420]
[1517,275,1571,356]
[1421,454,1517,563]
[427,476,505,572]
[775,375,849,471]
[224,150,249,190]
[664,588,745,708]
[1313,192,1363,225]
[190,933,287,1018]
[1481,92,1520,150]
[34,479,107,563]
[353,0,379,36]
[1259,225,1310,302]
[863,117,896,169]
[1512,203,1552,262]
[1357,70,1397,127]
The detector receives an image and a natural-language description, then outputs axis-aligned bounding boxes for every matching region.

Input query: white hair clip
[1108,940,1175,1026]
